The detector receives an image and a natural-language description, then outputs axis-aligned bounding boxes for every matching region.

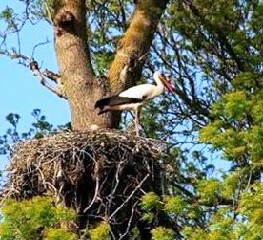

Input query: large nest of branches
[2,129,167,236]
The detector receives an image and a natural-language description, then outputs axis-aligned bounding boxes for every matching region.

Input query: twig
[118,201,137,240]
[109,173,150,220]
[31,39,50,57]
[83,155,101,213]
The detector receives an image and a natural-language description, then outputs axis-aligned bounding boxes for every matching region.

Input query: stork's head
[153,71,175,93]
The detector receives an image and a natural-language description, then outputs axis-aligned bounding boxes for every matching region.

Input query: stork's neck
[154,75,165,90]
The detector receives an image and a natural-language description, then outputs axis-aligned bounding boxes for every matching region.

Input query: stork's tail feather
[97,107,110,115]
[95,96,143,114]
[94,97,111,114]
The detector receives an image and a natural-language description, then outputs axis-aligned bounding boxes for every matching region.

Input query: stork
[94,71,174,136]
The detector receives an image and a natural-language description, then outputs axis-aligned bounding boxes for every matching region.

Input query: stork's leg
[134,107,141,136]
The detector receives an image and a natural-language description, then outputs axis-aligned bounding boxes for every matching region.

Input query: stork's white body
[95,71,174,136]
[119,83,164,99]
[109,84,163,111]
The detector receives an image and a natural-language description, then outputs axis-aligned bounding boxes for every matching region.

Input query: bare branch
[31,38,51,57]
[83,152,101,213]
[109,173,150,220]
[118,201,137,240]
[29,60,67,99]
[43,69,61,83]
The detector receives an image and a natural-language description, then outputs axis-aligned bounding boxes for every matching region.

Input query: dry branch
[29,61,66,99]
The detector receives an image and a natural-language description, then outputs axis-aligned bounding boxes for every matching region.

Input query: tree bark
[53,0,112,131]
[108,0,169,94]
[53,0,169,131]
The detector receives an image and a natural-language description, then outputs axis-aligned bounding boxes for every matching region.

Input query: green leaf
[151,227,175,240]
[88,222,111,240]
[164,196,187,214]
[141,192,162,211]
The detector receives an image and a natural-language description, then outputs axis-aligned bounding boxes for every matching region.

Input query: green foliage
[92,50,114,75]
[197,179,221,204]
[45,228,78,240]
[183,227,208,240]
[164,195,187,214]
[0,7,16,29]
[86,0,130,75]
[88,221,111,240]
[200,87,263,163]
[237,183,263,239]
[221,171,240,200]
[141,192,162,211]
[213,91,250,121]
[0,196,77,240]
[151,227,175,240]
[183,206,241,239]
[129,227,141,240]
[0,7,13,20]
[141,192,162,222]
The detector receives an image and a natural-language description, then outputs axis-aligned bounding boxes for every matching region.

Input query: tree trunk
[53,0,169,131]
[53,0,111,131]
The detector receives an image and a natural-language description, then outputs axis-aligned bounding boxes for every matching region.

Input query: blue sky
[0,1,70,169]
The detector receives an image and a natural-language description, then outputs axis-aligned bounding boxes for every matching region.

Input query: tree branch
[29,61,67,99]
[109,173,150,220]
[182,0,246,72]
[108,0,170,95]
[43,69,61,83]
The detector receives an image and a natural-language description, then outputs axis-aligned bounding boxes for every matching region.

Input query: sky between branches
[0,1,70,170]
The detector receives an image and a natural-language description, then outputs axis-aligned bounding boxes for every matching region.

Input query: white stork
[94,71,174,136]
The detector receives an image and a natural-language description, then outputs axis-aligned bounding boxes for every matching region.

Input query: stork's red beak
[160,75,175,93]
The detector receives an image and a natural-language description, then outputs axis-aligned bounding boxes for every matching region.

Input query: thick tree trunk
[53,0,169,131]
[53,0,112,131]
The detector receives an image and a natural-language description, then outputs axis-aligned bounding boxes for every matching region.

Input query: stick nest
[2,129,166,234]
